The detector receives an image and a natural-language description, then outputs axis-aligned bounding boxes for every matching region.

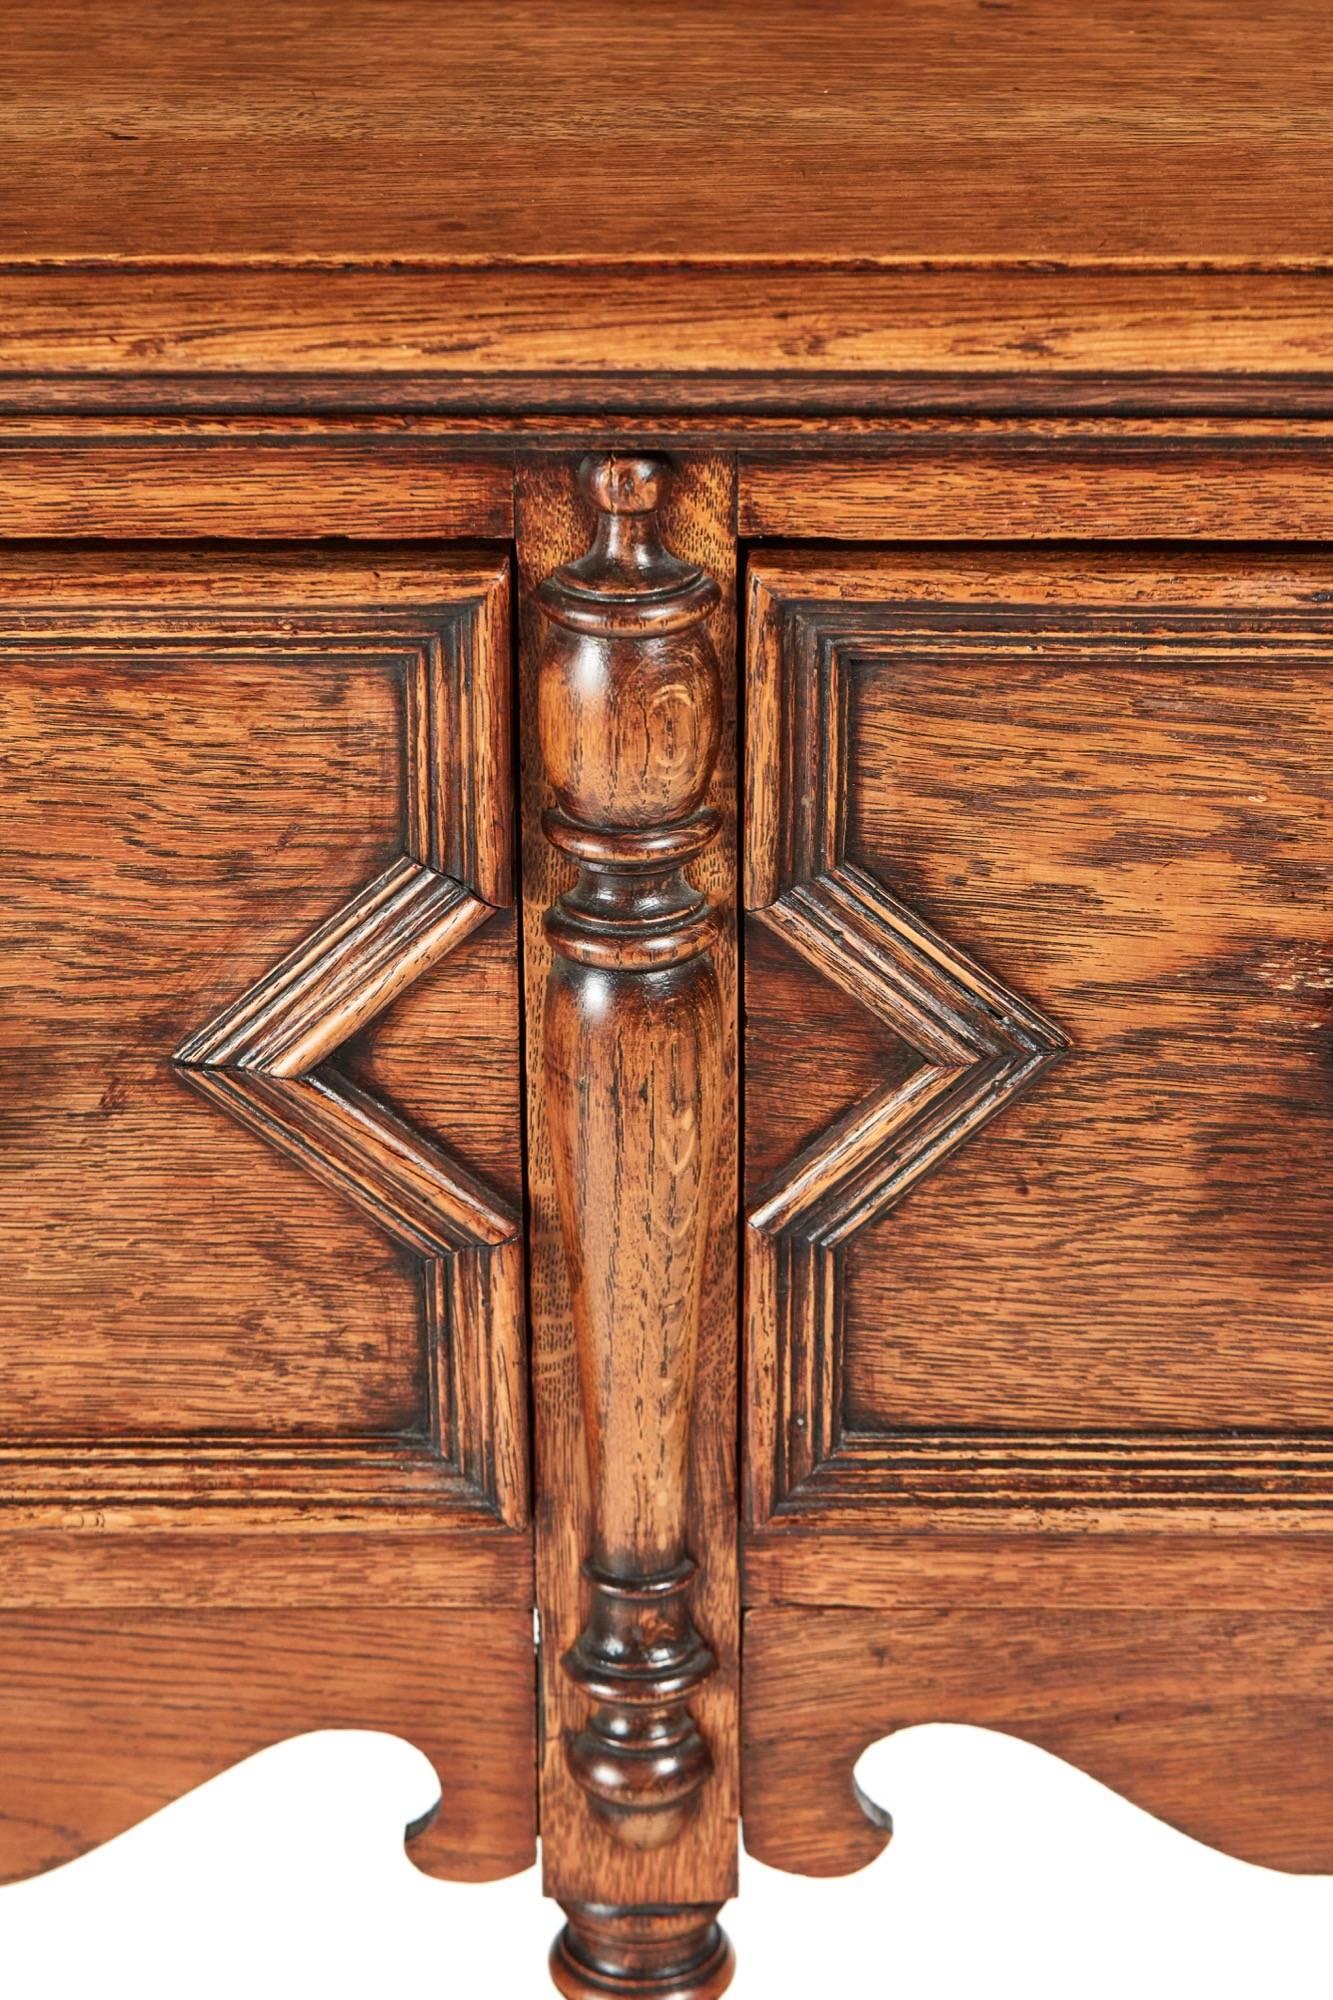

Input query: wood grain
[845,635,1333,1433]
[518,454,739,1912]
[744,1514,1333,1612]
[743,914,921,1193]
[0,546,528,1567]
[6,52,1333,1957]
[2,618,416,1438]
[0,1608,535,1883]
[538,457,725,1856]
[0,436,512,535]
[13,423,1333,538]
[3,1,1332,264]
[743,1605,1333,1876]
[743,550,1333,1558]
[740,436,1333,537]
[5,270,1333,408]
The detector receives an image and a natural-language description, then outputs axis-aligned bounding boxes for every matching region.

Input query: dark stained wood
[743,1606,1333,1876]
[743,552,1333,1584]
[3,2,1332,264]
[0,1608,535,1883]
[0,547,528,1585]
[552,1904,734,2000]
[517,454,739,1926]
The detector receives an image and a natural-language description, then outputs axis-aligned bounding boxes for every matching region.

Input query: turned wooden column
[538,453,725,1864]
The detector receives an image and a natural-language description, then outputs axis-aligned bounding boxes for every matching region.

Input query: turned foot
[550,1903,734,2000]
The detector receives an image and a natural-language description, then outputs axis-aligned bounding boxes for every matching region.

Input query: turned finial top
[579,453,669,516]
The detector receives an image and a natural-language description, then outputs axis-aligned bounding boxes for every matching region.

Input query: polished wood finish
[0,433,513,534]
[14,420,1333,543]
[4,2,1331,264]
[0,1609,535,1883]
[740,428,1333,538]
[743,1606,1333,1876]
[7,14,1333,1989]
[552,1904,734,2000]
[0,547,527,1599]
[538,456,724,1854]
[7,268,1333,410]
[4,0,1333,412]
[744,549,1333,1562]
[518,453,739,1934]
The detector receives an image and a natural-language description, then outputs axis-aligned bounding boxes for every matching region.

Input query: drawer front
[0,546,528,1604]
[743,549,1333,1572]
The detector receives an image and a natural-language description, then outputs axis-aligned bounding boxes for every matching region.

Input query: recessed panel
[843,641,1333,1431]
[1,645,420,1437]
[0,549,521,1476]
[743,553,1333,1502]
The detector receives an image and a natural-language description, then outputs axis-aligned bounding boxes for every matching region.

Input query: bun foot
[550,1903,734,2000]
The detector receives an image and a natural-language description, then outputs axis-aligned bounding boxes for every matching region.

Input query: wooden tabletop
[3,0,1331,268]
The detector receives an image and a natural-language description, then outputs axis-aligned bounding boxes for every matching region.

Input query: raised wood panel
[0,548,528,1592]
[742,1606,1333,1878]
[742,914,921,1193]
[338,911,523,1211]
[0,1608,535,1884]
[743,550,1333,1557]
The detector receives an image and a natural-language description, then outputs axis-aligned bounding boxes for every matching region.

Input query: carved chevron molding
[174,854,525,1523]
[749,861,1067,1250]
[746,864,1067,1514]
[744,579,1069,1520]
[157,569,525,1525]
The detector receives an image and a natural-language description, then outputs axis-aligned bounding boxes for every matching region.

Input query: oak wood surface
[845,645,1333,1432]
[0,1608,535,1883]
[742,550,1333,1581]
[13,421,1333,541]
[539,457,725,1856]
[3,1,1330,265]
[0,545,529,1596]
[5,270,1333,408]
[517,455,739,1911]
[4,69,1333,1960]
[744,1517,1333,1612]
[743,1606,1333,1876]
[740,436,1333,538]
[0,438,513,536]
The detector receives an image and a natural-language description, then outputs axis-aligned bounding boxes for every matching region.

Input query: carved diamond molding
[172,578,525,1524]
[744,579,1069,1519]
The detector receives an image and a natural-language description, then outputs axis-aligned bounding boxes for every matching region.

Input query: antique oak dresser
[4,5,1333,1994]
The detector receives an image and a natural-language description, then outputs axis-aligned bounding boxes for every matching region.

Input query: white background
[5,1722,1330,1997]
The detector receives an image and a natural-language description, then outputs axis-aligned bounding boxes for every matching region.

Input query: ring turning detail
[537,453,725,1857]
